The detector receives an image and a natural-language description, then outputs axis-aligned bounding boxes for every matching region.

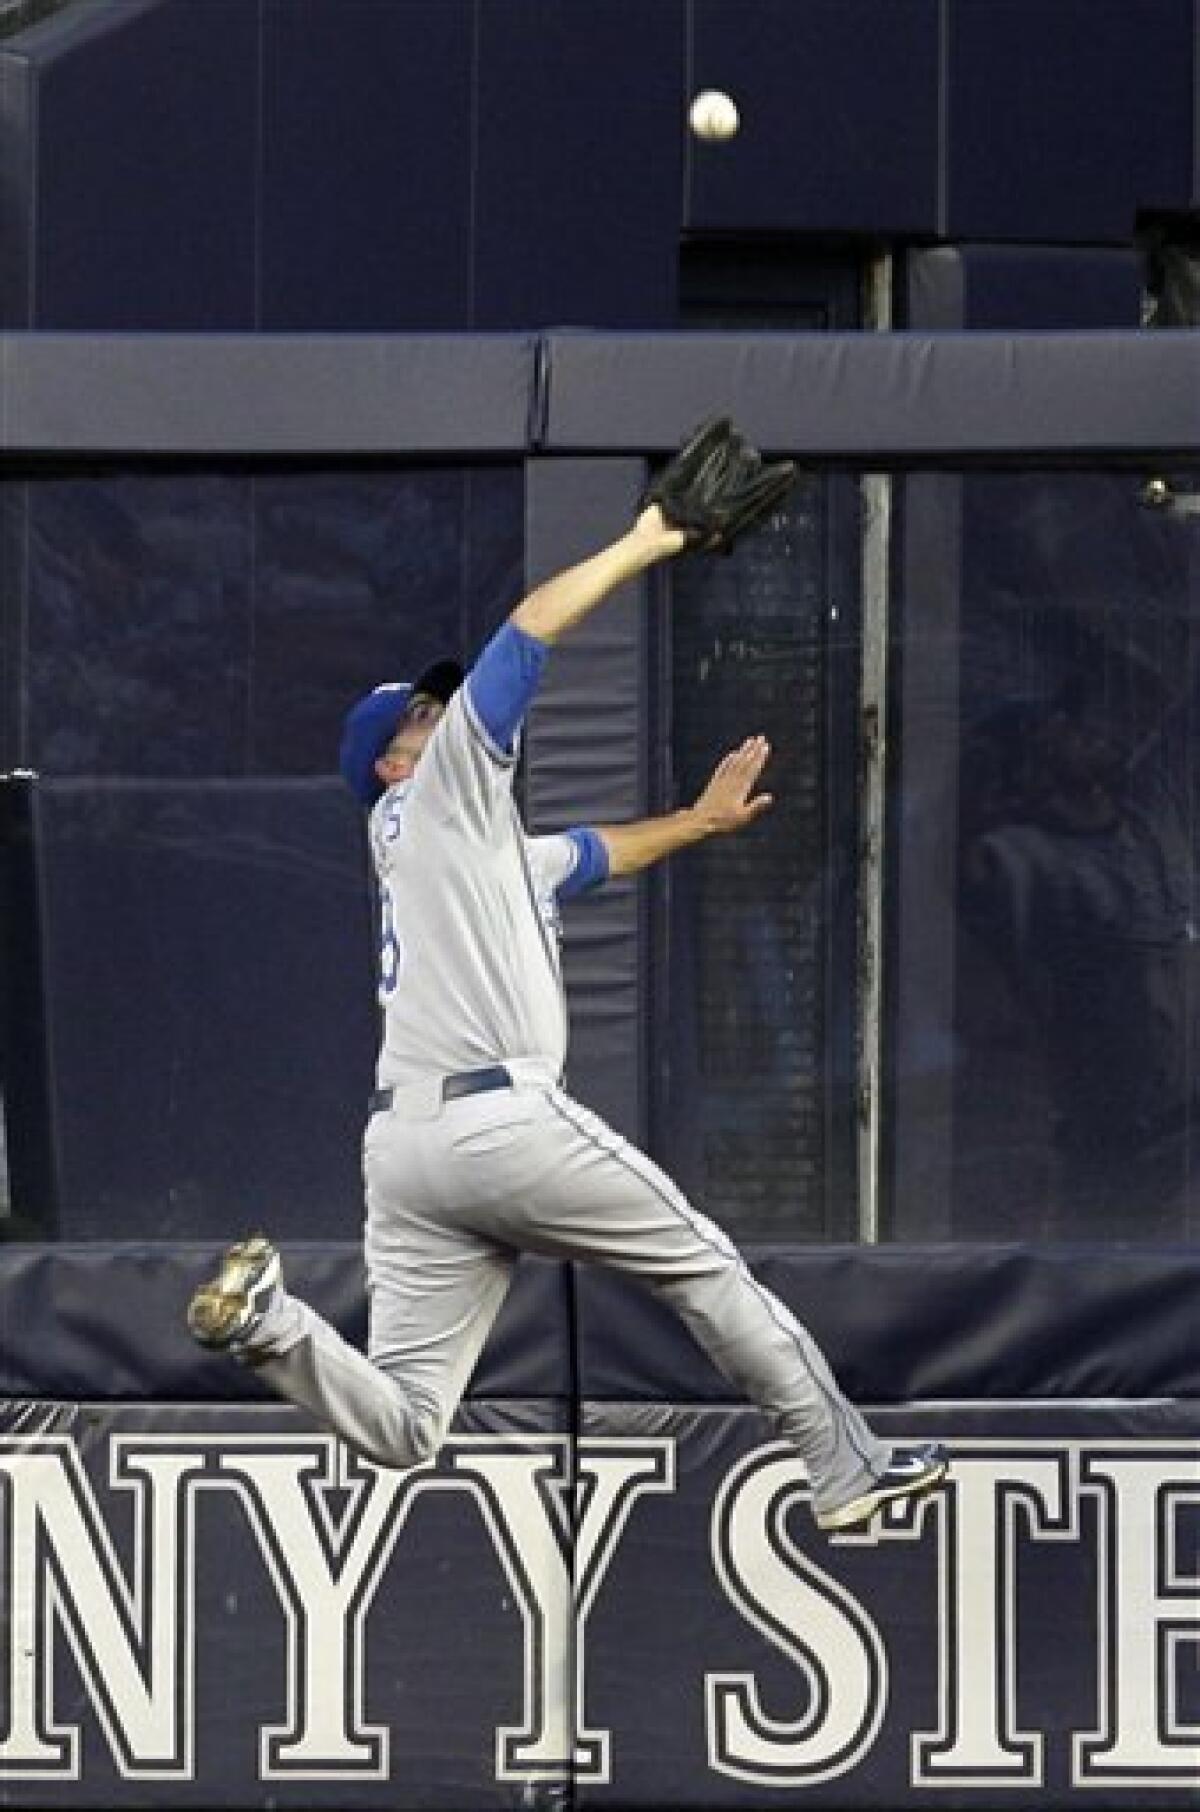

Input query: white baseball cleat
[817,1442,950,1532]
[187,1235,281,1352]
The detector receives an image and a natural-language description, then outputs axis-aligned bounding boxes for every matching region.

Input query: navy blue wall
[2,0,260,329]
[261,0,475,330]
[3,0,1200,1253]
[16,778,379,1240]
[687,0,942,235]
[2,0,1197,333]
[944,0,1193,241]
[5,464,524,778]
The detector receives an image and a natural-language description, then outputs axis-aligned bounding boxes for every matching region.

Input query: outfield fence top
[2,330,1199,460]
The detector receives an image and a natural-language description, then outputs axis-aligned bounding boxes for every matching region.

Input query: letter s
[706,1446,887,1787]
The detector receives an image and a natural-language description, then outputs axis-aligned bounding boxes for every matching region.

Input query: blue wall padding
[0,1246,571,1402]
[904,246,1144,330]
[687,0,941,235]
[1,1242,1196,1404]
[18,0,260,329]
[0,334,537,453]
[523,460,649,1145]
[10,466,523,782]
[5,330,1200,458]
[3,0,1198,332]
[22,779,377,1240]
[472,0,685,329]
[0,1394,573,1812]
[259,0,475,330]
[575,1396,1200,1811]
[540,330,1200,458]
[0,50,34,329]
[946,0,1194,240]
[574,1245,1200,1404]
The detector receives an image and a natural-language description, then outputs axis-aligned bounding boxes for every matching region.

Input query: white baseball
[689,89,739,143]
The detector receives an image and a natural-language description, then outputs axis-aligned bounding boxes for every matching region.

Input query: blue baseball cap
[338,658,464,807]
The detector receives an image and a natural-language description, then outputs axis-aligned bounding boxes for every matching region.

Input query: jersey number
[378,882,403,997]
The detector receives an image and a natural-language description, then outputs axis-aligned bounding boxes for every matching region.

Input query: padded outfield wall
[0,1245,1198,1808]
[1,330,1199,1806]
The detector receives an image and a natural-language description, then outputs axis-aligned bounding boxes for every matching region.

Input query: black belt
[369,1065,513,1116]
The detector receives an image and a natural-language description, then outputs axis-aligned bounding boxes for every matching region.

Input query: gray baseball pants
[250,1069,890,1520]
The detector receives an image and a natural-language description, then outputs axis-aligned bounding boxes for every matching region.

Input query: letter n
[0,1436,200,1780]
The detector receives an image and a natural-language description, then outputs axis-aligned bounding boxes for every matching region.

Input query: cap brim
[338,660,465,808]
[338,684,414,807]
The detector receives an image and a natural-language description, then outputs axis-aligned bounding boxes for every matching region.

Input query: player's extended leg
[188,1189,516,1472]
[460,1085,945,1530]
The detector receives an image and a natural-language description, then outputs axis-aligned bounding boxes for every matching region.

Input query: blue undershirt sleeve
[559,827,610,899]
[465,622,550,755]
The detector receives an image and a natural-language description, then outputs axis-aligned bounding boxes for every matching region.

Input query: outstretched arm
[511,507,686,645]
[471,416,793,754]
[597,736,774,878]
[467,506,685,757]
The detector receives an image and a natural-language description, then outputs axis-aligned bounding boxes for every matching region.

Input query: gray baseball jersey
[241,625,894,1524]
[367,682,577,1089]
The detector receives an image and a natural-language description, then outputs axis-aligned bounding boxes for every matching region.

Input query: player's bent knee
[403,1404,443,1467]
[384,1394,443,1470]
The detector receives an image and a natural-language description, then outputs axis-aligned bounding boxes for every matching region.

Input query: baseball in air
[689,89,739,142]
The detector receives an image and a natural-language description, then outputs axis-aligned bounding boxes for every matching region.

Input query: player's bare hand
[692,736,774,835]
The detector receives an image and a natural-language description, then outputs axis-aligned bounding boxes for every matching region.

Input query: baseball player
[189,421,948,1533]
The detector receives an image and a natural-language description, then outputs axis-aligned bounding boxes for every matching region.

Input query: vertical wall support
[523,458,649,1144]
[888,474,963,1239]
[855,251,893,1242]
[857,472,891,1244]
